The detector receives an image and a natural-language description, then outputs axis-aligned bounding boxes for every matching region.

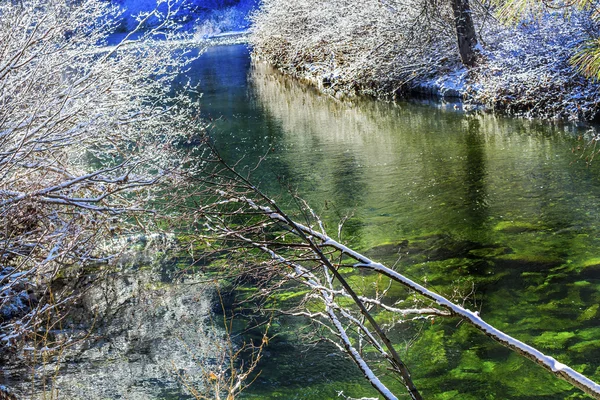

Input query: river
[191,44,600,399]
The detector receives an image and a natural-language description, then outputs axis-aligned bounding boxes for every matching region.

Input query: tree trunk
[450,0,478,67]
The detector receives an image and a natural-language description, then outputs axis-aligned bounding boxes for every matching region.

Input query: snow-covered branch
[215,191,600,399]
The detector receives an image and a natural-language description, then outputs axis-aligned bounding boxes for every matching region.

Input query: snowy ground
[250,6,600,122]
[460,11,600,121]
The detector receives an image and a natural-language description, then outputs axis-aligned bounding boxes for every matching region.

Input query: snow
[465,10,600,120]
[192,1,257,39]
[209,29,248,38]
[251,2,600,121]
[399,10,600,120]
[412,68,469,98]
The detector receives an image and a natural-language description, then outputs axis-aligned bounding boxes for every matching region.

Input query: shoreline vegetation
[0,1,225,397]
[249,0,600,123]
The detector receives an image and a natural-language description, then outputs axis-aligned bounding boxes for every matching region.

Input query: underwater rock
[468,247,512,259]
[363,240,409,258]
[578,258,600,280]
[365,234,507,265]
[492,254,563,272]
[5,262,224,400]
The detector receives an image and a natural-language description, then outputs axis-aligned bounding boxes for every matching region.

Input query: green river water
[188,44,600,399]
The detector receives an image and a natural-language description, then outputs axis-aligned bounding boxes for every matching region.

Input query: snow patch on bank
[465,11,600,121]
[193,0,257,39]
[412,68,469,98]
[408,10,600,121]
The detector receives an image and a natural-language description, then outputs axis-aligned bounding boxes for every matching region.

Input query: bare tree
[188,142,600,400]
[450,0,479,66]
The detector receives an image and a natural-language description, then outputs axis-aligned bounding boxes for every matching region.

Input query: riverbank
[250,4,600,123]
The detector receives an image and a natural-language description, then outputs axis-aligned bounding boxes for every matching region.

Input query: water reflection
[246,53,600,398]
[463,117,488,232]
[5,254,222,400]
[249,59,599,249]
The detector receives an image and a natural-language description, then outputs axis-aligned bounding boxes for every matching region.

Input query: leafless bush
[0,0,203,353]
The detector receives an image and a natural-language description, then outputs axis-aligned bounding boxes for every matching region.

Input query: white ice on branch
[223,193,600,399]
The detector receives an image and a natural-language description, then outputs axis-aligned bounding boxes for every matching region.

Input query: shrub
[0,0,200,353]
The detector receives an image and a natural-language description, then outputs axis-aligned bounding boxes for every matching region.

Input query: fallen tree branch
[226,193,600,399]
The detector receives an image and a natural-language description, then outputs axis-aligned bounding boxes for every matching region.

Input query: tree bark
[450,0,478,67]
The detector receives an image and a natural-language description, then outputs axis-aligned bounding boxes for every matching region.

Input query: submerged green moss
[580,257,600,268]
[432,390,481,400]
[407,327,449,376]
[569,339,600,353]
[493,221,546,234]
[449,351,497,381]
[577,304,599,321]
[533,331,577,350]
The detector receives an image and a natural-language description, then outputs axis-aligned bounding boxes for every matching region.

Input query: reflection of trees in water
[330,152,367,240]
[250,61,399,157]
[463,118,489,232]
[7,259,224,400]
[249,55,600,268]
[250,61,583,242]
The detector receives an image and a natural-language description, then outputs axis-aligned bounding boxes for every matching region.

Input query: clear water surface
[185,44,600,400]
